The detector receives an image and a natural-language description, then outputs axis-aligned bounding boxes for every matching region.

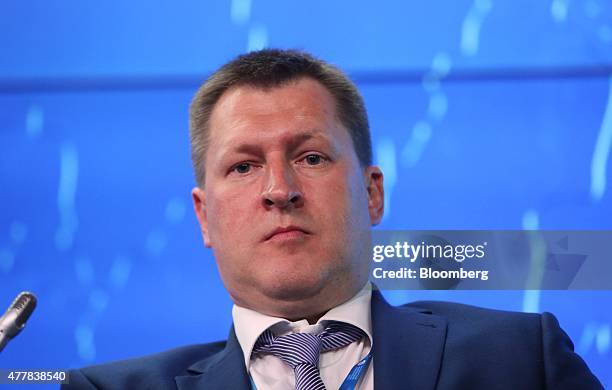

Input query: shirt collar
[232,283,373,370]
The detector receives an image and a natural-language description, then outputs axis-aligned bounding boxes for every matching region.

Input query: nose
[261,162,304,210]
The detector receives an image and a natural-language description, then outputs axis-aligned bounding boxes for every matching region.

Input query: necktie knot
[258,332,322,368]
[252,321,366,390]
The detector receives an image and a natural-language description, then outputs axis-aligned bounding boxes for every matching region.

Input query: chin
[261,274,328,302]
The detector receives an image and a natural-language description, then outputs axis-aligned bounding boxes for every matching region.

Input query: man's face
[192,77,384,320]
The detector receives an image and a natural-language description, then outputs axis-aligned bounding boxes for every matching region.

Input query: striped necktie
[252,322,366,390]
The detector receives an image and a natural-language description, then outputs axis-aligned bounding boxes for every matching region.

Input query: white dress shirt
[232,283,374,390]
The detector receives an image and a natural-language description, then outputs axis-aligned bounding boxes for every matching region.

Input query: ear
[191,187,212,247]
[364,166,384,225]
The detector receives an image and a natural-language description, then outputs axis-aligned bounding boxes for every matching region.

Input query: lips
[264,226,310,241]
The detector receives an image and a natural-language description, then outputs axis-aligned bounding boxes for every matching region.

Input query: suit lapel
[372,289,447,390]
[175,327,251,390]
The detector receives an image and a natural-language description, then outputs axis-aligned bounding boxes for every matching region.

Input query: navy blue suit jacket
[63,290,603,389]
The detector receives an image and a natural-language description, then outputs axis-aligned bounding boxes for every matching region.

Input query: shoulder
[405,299,541,330]
[62,341,226,390]
[398,300,603,389]
[402,300,544,348]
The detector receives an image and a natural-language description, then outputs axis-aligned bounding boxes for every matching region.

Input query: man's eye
[303,154,324,165]
[233,163,252,174]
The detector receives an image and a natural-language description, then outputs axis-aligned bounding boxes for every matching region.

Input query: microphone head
[0,291,37,352]
[9,292,37,328]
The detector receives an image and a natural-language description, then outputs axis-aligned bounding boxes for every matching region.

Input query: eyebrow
[225,131,332,156]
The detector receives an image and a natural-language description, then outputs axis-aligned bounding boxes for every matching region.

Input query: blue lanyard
[249,351,372,390]
[339,351,372,390]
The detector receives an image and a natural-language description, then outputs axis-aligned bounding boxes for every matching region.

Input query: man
[63,49,603,389]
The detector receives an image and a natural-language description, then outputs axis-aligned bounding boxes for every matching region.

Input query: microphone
[0,291,37,353]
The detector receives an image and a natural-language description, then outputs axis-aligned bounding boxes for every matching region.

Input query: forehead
[208,77,342,144]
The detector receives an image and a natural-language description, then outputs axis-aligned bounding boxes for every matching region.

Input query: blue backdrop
[1,0,611,387]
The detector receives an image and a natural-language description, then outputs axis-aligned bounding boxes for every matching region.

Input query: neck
[232,281,369,324]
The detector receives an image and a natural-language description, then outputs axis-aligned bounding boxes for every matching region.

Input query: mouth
[264,226,311,242]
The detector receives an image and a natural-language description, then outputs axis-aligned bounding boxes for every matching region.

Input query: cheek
[312,169,368,229]
[205,189,255,243]
[338,166,369,213]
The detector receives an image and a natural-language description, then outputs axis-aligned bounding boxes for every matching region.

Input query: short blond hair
[189,49,372,186]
